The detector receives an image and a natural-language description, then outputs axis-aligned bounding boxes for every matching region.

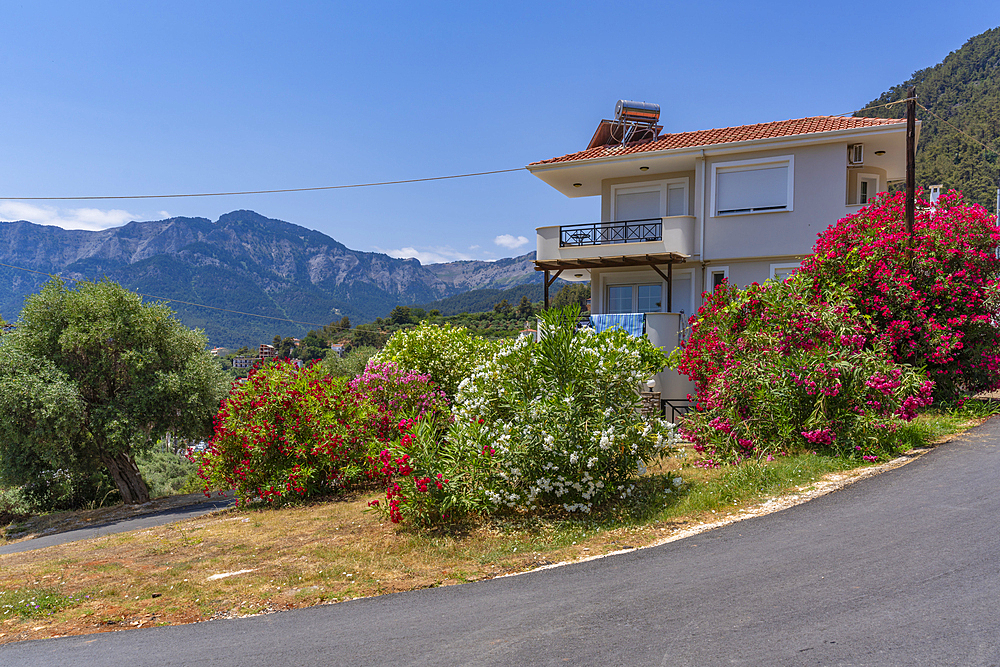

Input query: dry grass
[2,405,990,645]
[1,488,694,645]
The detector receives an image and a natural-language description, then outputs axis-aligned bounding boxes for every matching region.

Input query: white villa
[528,102,916,400]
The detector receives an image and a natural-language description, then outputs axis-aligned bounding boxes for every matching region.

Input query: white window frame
[708,266,730,291]
[769,262,800,282]
[710,156,795,217]
[666,179,690,217]
[856,173,880,206]
[610,178,689,221]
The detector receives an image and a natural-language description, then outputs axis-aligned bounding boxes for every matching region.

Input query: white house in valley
[528,103,915,400]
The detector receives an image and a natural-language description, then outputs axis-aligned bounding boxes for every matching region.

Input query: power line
[849,96,1000,157]
[830,99,910,118]
[0,168,526,201]
[916,102,1000,156]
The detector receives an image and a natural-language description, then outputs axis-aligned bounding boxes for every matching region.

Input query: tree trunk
[100,450,150,504]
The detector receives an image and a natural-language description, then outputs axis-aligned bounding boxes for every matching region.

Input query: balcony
[536,215,695,263]
[560,218,664,246]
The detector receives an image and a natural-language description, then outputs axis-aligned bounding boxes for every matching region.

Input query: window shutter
[666,184,686,216]
[716,165,788,214]
[615,190,661,221]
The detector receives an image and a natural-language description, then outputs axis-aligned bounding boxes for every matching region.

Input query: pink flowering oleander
[801,190,1000,401]
[674,196,947,465]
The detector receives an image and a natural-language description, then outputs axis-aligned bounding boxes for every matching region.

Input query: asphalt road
[0,493,235,556]
[4,419,1000,666]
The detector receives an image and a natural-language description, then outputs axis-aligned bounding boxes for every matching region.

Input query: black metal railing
[560,218,662,247]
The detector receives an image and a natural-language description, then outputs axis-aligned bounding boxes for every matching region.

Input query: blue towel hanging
[589,313,644,337]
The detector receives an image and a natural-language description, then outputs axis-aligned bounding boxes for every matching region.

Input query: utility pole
[906,87,916,259]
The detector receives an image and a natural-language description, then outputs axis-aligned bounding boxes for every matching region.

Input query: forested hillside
[418,283,546,316]
[856,26,1000,208]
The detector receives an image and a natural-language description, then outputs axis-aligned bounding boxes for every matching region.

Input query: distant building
[259,344,276,360]
[330,343,346,357]
[232,356,257,369]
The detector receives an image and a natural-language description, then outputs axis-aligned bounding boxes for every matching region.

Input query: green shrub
[194,360,377,505]
[136,449,199,498]
[371,306,677,523]
[322,346,378,378]
[1,486,34,525]
[455,306,676,513]
[369,414,496,525]
[672,276,933,465]
[373,323,498,397]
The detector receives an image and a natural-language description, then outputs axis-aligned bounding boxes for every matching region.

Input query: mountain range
[0,210,545,347]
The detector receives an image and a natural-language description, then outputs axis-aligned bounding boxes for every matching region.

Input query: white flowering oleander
[434,306,677,515]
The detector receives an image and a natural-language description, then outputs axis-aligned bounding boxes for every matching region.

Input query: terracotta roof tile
[530,116,905,166]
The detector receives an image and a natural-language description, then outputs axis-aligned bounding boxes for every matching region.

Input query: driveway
[0,492,235,556]
[3,419,999,665]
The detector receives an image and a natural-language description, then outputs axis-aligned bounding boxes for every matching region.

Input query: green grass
[0,588,88,619]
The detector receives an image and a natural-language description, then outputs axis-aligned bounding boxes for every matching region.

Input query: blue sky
[1,1,997,263]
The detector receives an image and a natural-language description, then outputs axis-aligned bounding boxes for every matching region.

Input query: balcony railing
[559,218,662,247]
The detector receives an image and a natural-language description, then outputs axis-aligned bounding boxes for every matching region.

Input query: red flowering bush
[801,191,1000,401]
[673,278,933,465]
[367,415,496,525]
[194,360,376,505]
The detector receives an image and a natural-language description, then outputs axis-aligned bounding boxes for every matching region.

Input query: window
[709,266,730,291]
[769,262,799,282]
[608,285,634,314]
[611,178,689,221]
[614,188,661,220]
[637,285,662,313]
[857,173,879,205]
[711,156,794,216]
[607,283,663,314]
[667,183,687,217]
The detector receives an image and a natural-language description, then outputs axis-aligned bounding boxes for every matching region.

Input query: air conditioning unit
[848,144,864,165]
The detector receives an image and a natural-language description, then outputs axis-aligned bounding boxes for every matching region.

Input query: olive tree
[0,278,229,505]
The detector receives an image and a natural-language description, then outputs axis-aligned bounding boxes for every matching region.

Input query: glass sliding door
[608,285,633,314]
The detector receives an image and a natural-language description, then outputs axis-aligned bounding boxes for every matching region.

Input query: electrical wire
[0,168,526,201]
[3,96,994,340]
[916,102,1000,156]
[0,98,973,204]
[829,99,910,118]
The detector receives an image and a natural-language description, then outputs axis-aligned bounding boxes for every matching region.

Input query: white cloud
[0,201,138,231]
[494,233,529,249]
[378,245,486,265]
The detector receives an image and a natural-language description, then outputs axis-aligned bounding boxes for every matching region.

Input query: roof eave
[527,120,912,173]
[527,120,914,197]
